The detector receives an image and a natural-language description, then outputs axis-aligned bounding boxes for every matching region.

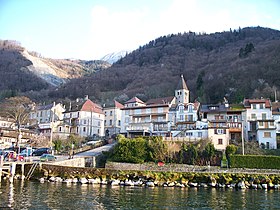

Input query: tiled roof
[114,100,124,109]
[81,99,103,114]
[243,98,271,108]
[65,99,103,114]
[146,96,175,105]
[125,97,145,104]
[37,103,54,110]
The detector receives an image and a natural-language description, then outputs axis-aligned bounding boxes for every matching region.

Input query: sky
[0,0,279,60]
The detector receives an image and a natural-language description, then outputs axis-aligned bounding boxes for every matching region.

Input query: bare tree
[0,96,33,147]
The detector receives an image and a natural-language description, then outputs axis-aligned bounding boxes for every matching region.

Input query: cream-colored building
[104,100,124,137]
[29,102,65,138]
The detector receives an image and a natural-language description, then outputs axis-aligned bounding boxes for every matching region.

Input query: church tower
[175,75,189,104]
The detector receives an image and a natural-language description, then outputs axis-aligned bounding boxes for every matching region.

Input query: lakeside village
[1,75,280,189]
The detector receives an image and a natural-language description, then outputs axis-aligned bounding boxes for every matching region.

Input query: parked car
[19,148,35,157]
[3,151,24,161]
[40,154,56,162]
[32,148,51,156]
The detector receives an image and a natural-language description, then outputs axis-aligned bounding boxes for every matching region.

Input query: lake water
[0,180,279,209]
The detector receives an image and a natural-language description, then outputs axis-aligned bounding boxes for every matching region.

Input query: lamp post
[241,120,244,155]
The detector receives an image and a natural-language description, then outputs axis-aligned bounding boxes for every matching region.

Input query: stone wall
[105,162,280,174]
[52,158,86,167]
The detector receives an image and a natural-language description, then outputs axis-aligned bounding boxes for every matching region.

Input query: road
[75,142,117,157]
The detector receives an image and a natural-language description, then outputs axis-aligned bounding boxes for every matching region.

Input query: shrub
[230,155,280,169]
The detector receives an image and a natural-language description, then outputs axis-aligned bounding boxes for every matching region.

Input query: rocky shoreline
[32,175,280,190]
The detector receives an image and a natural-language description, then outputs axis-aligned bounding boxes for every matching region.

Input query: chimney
[85,95,89,100]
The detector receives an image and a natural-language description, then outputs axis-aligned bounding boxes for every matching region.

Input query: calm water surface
[0,180,279,209]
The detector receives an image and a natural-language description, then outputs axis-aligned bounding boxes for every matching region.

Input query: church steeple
[175,75,189,104]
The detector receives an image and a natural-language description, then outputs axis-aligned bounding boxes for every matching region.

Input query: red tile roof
[81,99,103,114]
[146,96,175,105]
[243,98,271,108]
[114,100,124,109]
[125,97,145,104]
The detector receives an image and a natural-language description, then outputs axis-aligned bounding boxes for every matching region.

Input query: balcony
[227,122,242,132]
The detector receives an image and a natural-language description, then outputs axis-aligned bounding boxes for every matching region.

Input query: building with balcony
[104,100,124,138]
[62,98,104,138]
[200,103,230,151]
[272,102,280,136]
[29,102,65,139]
[243,98,276,149]
[121,96,175,137]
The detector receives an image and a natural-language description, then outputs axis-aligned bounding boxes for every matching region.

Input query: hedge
[230,155,280,169]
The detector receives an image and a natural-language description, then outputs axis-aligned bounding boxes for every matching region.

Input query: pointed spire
[176,74,188,90]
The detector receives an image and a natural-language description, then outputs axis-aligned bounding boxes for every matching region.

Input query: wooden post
[21,163,25,179]
[10,162,16,182]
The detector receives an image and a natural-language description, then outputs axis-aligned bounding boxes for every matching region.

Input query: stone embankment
[35,174,280,190]
[105,162,280,175]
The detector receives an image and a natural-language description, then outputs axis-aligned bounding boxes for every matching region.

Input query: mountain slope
[0,40,110,99]
[52,27,280,104]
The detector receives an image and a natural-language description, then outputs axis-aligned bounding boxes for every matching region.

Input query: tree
[225,144,237,159]
[146,136,167,162]
[203,143,216,163]
[187,144,198,165]
[0,96,33,147]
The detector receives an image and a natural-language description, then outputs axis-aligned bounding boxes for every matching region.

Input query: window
[264,132,271,138]
[98,121,100,126]
[84,120,87,125]
[198,132,202,137]
[186,132,193,136]
[134,109,141,115]
[83,127,86,132]
[270,121,274,126]
[104,120,106,126]
[179,115,184,121]
[146,108,151,114]
[125,110,129,115]
[215,129,226,134]
[158,116,164,122]
[262,113,266,120]
[110,111,113,116]
[218,139,223,145]
[188,105,193,112]
[251,113,256,119]
[105,111,107,116]
[259,121,263,126]
[118,120,121,126]
[158,107,164,113]
[179,105,184,113]
[125,117,129,123]
[109,120,112,125]
[252,104,256,109]
[260,104,264,109]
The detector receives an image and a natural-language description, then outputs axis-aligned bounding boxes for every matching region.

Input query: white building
[121,96,175,137]
[29,102,65,138]
[62,99,105,137]
[104,100,124,137]
[243,99,277,149]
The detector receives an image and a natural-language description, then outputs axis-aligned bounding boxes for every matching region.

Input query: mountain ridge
[51,26,280,104]
[1,26,280,104]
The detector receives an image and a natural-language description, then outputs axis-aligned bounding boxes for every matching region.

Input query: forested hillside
[0,40,110,101]
[51,27,280,104]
